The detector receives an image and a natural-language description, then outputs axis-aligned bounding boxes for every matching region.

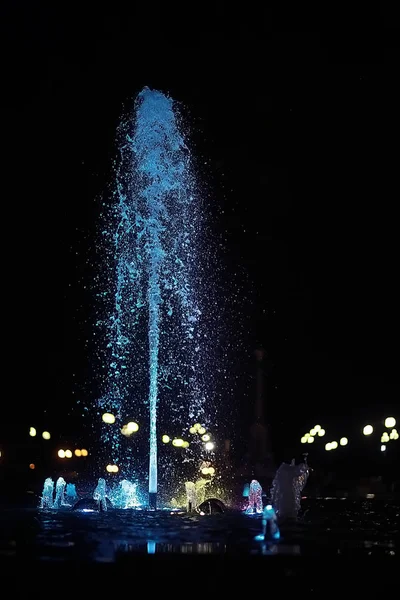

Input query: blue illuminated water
[94,87,223,504]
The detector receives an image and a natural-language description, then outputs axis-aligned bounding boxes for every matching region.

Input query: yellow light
[325,443,332,451]
[208,467,215,475]
[81,449,88,456]
[193,423,201,431]
[304,433,310,438]
[172,439,184,447]
[198,427,206,435]
[201,434,210,442]
[65,450,72,458]
[112,465,119,473]
[106,464,113,472]
[381,445,386,452]
[310,428,317,436]
[189,427,197,434]
[340,437,348,446]
[300,436,308,444]
[58,449,65,458]
[182,441,189,448]
[75,449,82,457]
[102,413,115,424]
[381,432,390,443]
[29,427,36,437]
[314,425,321,432]
[201,467,210,475]
[384,417,396,429]
[42,431,51,440]
[331,441,338,449]
[205,442,214,451]
[29,463,35,470]
[307,436,314,444]
[162,435,170,443]
[317,429,326,437]
[363,425,373,436]
[126,421,139,433]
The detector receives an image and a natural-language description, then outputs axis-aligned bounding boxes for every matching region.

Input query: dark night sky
[1,6,399,464]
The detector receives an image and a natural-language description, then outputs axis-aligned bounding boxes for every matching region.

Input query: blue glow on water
[94,87,229,501]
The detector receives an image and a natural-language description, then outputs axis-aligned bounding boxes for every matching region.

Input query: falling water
[95,87,223,506]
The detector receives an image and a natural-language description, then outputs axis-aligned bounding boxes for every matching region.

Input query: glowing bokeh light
[172,439,184,447]
[29,427,36,437]
[201,434,210,442]
[381,432,390,443]
[58,449,65,458]
[208,467,215,475]
[307,436,314,444]
[331,441,338,449]
[29,463,35,470]
[340,437,348,446]
[314,425,321,432]
[363,425,373,436]
[381,445,386,452]
[198,427,206,435]
[126,421,139,433]
[42,431,51,440]
[193,424,201,431]
[301,436,308,443]
[106,464,119,473]
[189,427,197,434]
[310,428,317,436]
[385,417,396,429]
[102,413,115,424]
[182,441,189,448]
[81,449,88,456]
[75,449,82,457]
[65,450,72,458]
[325,443,332,451]
[205,442,214,451]
[317,429,326,437]
[162,435,170,443]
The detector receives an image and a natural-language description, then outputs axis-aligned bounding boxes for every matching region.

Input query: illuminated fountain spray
[96,87,219,508]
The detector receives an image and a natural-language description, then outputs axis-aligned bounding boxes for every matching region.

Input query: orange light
[29,463,35,470]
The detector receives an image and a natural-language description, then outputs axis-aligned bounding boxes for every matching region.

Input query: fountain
[95,87,221,508]
[65,483,78,506]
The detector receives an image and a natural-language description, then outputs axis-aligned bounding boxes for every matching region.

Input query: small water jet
[39,477,54,509]
[270,458,309,521]
[65,483,78,506]
[93,478,108,511]
[245,479,263,514]
[53,477,66,508]
[109,480,140,509]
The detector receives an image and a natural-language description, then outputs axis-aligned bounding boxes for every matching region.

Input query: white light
[340,437,348,446]
[314,425,321,432]
[381,445,386,452]
[172,438,184,447]
[363,425,373,436]
[58,449,65,458]
[384,417,396,429]
[65,449,72,458]
[205,442,214,451]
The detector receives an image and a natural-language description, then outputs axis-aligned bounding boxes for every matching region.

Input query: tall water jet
[95,87,224,507]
